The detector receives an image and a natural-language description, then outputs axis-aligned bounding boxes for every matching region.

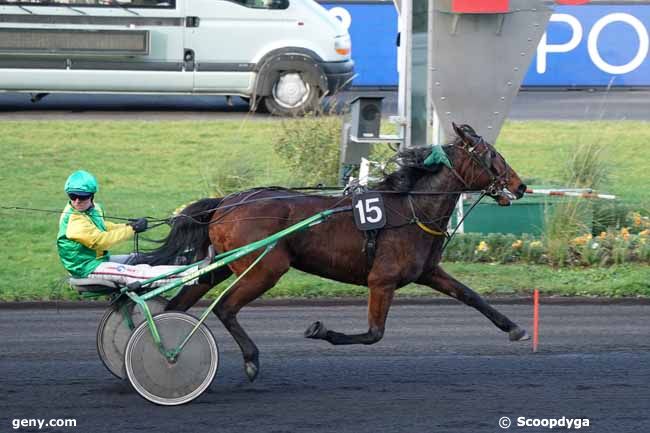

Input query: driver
[57,170,196,288]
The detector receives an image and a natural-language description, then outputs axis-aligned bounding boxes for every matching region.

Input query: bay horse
[140,123,529,382]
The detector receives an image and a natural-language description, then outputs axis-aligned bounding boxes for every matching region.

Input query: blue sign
[525,5,650,86]
[321,3,650,87]
[323,2,398,86]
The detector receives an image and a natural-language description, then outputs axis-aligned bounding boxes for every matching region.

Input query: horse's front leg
[305,282,395,345]
[418,265,529,341]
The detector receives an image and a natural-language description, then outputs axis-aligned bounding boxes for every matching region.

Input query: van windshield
[0,0,175,8]
[229,0,289,10]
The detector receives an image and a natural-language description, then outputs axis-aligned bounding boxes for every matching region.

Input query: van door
[0,0,192,93]
[185,0,295,93]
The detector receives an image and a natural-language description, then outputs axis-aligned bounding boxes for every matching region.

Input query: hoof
[304,321,328,339]
[245,360,259,382]
[509,327,530,342]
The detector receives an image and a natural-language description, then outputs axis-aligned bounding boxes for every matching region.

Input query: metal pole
[401,0,412,150]
[429,1,460,232]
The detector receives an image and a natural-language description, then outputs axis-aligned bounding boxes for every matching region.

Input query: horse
[139,123,529,382]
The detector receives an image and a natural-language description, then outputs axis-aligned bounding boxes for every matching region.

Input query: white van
[0,0,354,115]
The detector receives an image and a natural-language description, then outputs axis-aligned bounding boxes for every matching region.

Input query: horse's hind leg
[214,253,291,382]
[418,266,529,341]
[305,282,395,345]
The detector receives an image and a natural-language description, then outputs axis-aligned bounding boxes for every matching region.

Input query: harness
[359,136,509,268]
[407,195,447,237]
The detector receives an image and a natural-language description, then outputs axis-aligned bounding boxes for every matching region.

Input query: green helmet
[64,170,98,195]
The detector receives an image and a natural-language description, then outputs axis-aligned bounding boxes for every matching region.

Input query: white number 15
[355,197,383,224]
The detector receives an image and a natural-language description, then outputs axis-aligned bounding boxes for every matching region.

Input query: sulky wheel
[124,311,219,406]
[96,296,167,380]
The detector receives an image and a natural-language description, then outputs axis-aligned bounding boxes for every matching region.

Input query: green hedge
[443,228,650,267]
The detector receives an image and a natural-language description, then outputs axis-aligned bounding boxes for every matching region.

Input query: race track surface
[1,303,649,433]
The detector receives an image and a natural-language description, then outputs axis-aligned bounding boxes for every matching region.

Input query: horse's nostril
[517,184,527,196]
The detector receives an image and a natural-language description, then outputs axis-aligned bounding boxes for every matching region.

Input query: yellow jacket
[57,203,134,277]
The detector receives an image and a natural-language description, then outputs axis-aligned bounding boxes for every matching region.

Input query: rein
[441,191,487,253]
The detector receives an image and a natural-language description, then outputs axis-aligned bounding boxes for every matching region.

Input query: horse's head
[449,123,526,206]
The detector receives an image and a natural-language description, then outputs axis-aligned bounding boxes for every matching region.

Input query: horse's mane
[372,123,487,192]
[373,145,456,192]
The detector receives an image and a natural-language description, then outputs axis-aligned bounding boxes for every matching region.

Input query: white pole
[426,1,461,233]
[359,158,370,186]
[400,0,412,150]
[456,194,465,234]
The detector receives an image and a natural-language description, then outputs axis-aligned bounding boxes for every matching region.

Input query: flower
[571,234,592,246]
[512,240,523,249]
[529,241,543,249]
[632,212,643,227]
[591,242,600,249]
[620,227,630,241]
[476,241,490,253]
[640,229,650,237]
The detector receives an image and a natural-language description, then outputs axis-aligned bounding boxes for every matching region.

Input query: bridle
[450,137,511,198]
[403,137,513,247]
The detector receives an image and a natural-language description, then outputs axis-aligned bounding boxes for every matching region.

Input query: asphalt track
[0,89,648,121]
[1,302,648,433]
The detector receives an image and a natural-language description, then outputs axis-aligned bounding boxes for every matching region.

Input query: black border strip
[0,0,176,8]
[71,60,183,71]
[197,63,255,72]
[0,14,184,26]
[0,28,149,55]
[0,59,66,69]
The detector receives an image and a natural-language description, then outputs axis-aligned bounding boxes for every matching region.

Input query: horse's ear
[452,122,470,146]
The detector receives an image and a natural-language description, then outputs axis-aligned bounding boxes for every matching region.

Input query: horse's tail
[137,197,222,266]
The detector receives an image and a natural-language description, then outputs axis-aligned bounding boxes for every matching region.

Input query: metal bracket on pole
[350,135,403,145]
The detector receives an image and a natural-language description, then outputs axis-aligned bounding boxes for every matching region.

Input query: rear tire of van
[264,71,320,116]
[240,96,270,113]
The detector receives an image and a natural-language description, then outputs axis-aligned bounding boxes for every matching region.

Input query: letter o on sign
[329,7,351,31]
[588,13,649,74]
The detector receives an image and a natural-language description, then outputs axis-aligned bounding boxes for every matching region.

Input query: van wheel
[241,96,269,113]
[264,72,320,116]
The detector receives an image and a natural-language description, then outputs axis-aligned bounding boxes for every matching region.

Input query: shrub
[443,228,649,267]
[543,198,591,266]
[562,138,609,190]
[592,201,634,235]
[273,114,343,186]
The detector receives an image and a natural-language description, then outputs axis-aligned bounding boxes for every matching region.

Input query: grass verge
[1,120,649,300]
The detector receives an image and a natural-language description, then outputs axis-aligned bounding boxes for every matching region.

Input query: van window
[229,0,288,10]
[0,0,176,8]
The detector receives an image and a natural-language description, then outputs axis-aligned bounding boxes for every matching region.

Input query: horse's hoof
[509,327,530,342]
[304,321,328,339]
[245,361,259,382]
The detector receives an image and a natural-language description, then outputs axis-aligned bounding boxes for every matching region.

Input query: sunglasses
[68,194,92,201]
